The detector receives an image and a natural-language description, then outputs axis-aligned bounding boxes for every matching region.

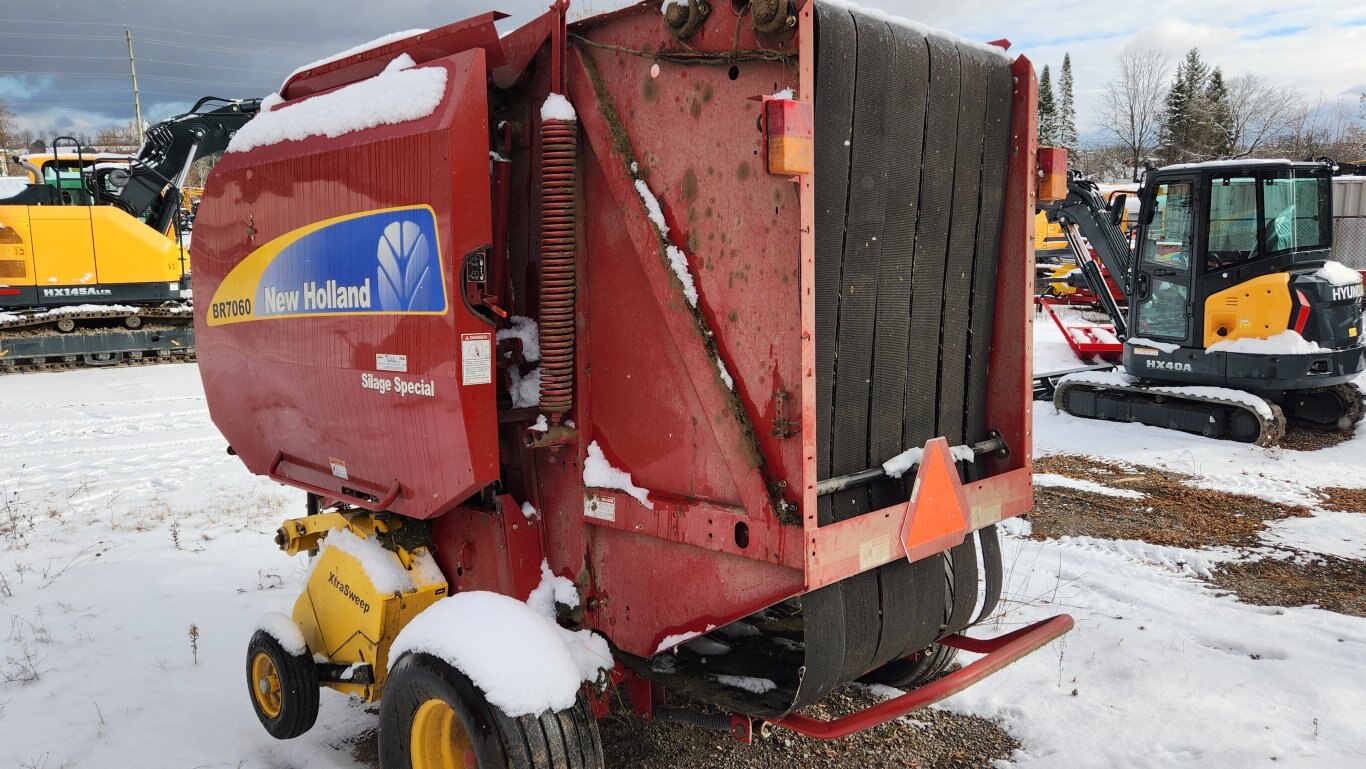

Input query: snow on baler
[193,1,1071,765]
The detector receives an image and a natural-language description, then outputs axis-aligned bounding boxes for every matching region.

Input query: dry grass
[1030,455,1311,549]
[1316,487,1366,514]
[1211,553,1366,618]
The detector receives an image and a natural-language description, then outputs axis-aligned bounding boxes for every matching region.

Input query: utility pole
[125,26,144,147]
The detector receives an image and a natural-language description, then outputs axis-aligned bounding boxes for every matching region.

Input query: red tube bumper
[772,614,1074,740]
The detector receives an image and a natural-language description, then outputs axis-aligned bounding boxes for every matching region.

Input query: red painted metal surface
[1038,296,1124,362]
[281,14,508,100]
[772,615,1075,740]
[430,495,546,601]
[195,50,498,520]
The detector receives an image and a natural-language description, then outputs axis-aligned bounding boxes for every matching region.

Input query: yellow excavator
[0,97,260,370]
[1042,160,1365,445]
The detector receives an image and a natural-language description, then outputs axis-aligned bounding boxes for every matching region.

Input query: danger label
[584,492,616,522]
[461,333,492,385]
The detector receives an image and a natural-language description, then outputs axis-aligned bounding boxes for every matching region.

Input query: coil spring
[539,118,578,421]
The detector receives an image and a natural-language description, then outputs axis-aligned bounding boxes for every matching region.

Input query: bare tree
[0,98,17,151]
[1225,73,1303,159]
[1095,48,1172,181]
[1273,96,1366,161]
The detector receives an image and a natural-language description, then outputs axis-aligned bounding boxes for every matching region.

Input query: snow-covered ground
[0,176,29,198]
[3,317,1365,767]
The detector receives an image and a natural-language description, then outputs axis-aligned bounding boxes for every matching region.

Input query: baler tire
[856,644,959,689]
[245,630,320,739]
[379,652,604,769]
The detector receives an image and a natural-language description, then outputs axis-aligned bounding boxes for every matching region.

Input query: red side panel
[193,50,497,520]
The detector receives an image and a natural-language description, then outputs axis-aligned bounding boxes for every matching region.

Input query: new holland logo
[1145,359,1193,372]
[376,220,435,312]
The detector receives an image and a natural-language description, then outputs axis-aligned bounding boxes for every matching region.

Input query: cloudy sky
[1,0,1363,144]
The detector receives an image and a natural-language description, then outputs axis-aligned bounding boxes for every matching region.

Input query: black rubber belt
[965,57,1014,447]
[813,2,857,526]
[973,524,1004,625]
[937,48,988,445]
[868,21,933,669]
[827,13,896,523]
[903,34,961,448]
[868,21,929,463]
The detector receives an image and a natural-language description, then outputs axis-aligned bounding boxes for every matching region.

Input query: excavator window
[1136,180,1195,340]
[1140,181,1194,271]
[1206,175,1257,270]
[1261,172,1330,255]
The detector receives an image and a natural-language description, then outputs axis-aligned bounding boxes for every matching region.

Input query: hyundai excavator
[1043,159,1366,445]
[0,97,260,371]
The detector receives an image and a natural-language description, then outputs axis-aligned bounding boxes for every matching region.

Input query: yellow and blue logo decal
[208,205,446,326]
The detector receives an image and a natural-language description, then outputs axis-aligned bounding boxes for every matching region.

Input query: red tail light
[1293,289,1311,335]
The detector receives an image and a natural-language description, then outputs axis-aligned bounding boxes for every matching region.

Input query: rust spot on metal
[682,168,699,201]
[736,160,751,180]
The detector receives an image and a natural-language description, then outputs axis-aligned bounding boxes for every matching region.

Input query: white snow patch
[819,0,1011,60]
[229,60,447,153]
[521,501,540,520]
[770,87,795,100]
[497,315,541,362]
[540,92,577,122]
[320,526,415,594]
[666,245,698,307]
[1128,336,1180,353]
[715,675,776,694]
[1316,260,1363,286]
[389,591,582,717]
[1206,330,1326,355]
[583,440,653,509]
[525,559,580,619]
[259,92,283,113]
[882,447,923,479]
[951,445,977,463]
[286,29,428,81]
[1035,473,1146,499]
[507,366,541,408]
[715,355,734,389]
[634,178,669,236]
[529,414,549,433]
[0,176,29,197]
[254,612,307,656]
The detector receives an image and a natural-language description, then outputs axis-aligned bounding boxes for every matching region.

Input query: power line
[0,70,274,89]
[0,31,310,57]
[0,17,333,49]
[141,58,285,76]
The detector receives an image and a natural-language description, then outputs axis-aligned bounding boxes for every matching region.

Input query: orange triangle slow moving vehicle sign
[900,438,973,563]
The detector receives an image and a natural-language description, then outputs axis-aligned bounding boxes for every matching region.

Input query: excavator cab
[1126,162,1346,362]
[1045,159,1364,445]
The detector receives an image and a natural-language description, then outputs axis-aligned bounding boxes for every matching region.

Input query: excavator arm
[1040,173,1136,339]
[115,97,262,235]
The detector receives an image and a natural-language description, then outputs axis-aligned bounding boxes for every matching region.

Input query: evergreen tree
[1203,67,1234,158]
[1058,53,1079,150]
[1160,48,1210,163]
[1038,64,1059,146]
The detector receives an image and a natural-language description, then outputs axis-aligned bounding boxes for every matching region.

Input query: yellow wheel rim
[411,698,476,769]
[251,651,283,719]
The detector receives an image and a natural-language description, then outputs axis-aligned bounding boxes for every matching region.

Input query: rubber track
[1055,377,1288,446]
